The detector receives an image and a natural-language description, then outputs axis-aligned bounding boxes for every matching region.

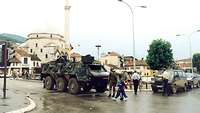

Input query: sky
[1,0,200,60]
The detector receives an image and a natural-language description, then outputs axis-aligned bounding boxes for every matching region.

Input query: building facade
[100,52,122,68]
[176,58,192,70]
[8,48,41,78]
[21,33,70,63]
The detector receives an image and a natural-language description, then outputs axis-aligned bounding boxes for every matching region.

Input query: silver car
[185,73,200,88]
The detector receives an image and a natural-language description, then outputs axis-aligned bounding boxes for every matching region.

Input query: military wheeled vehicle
[41,55,109,94]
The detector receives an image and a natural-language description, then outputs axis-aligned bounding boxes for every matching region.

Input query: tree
[193,53,200,74]
[146,39,173,70]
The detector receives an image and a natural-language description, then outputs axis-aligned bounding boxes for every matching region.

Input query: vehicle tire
[56,77,67,92]
[68,78,80,94]
[197,82,200,88]
[172,86,177,94]
[191,82,194,89]
[184,84,188,92]
[45,76,54,90]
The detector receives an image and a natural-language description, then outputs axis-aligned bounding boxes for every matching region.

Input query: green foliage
[193,53,200,73]
[146,39,174,70]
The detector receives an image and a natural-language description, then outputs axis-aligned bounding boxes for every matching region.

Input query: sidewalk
[0,89,28,113]
[0,78,37,113]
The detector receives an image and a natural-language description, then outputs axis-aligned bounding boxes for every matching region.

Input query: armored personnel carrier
[41,55,109,94]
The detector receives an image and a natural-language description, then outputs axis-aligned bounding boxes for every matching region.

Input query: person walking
[113,75,128,101]
[132,71,141,95]
[162,70,170,96]
[108,68,118,97]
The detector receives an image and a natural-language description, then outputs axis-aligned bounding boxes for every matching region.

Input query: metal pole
[119,1,135,71]
[3,42,7,99]
[97,47,99,61]
[189,36,193,74]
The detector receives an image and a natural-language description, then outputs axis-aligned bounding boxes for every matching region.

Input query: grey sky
[1,0,200,60]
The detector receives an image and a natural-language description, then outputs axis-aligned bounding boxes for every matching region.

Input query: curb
[6,96,36,113]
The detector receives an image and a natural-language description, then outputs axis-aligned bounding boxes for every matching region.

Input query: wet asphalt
[1,79,200,113]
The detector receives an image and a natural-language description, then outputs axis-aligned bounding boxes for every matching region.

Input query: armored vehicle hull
[41,55,109,94]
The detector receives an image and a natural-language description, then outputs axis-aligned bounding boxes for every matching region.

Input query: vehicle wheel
[45,76,54,90]
[56,77,67,92]
[184,84,188,92]
[172,86,177,94]
[197,82,200,88]
[191,82,194,89]
[68,78,80,94]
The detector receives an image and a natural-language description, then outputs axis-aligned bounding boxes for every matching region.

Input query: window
[24,58,28,64]
[36,43,38,47]
[33,62,35,67]
[136,66,140,69]
[37,62,39,67]
[45,54,48,58]
[30,49,32,53]
[40,49,43,53]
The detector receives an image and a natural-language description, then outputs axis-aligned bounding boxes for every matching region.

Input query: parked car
[151,70,188,94]
[185,73,200,88]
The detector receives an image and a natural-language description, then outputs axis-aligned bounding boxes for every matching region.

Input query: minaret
[64,0,70,48]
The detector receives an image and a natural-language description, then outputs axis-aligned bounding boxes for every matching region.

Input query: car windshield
[89,65,106,72]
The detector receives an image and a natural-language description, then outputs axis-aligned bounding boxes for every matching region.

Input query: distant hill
[0,33,26,43]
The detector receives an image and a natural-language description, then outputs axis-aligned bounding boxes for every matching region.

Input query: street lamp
[0,41,7,99]
[95,45,101,61]
[176,30,200,74]
[118,0,146,71]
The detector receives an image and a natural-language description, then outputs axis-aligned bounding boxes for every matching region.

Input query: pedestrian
[162,70,170,96]
[113,75,128,101]
[132,71,141,95]
[127,72,132,89]
[108,68,118,97]
[25,70,29,80]
[12,70,17,79]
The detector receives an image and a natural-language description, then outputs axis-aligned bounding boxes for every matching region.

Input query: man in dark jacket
[108,68,118,97]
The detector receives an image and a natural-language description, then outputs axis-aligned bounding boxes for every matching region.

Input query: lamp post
[0,41,7,99]
[118,0,146,71]
[95,45,101,61]
[176,30,200,74]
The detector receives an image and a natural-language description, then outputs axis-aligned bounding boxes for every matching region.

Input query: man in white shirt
[162,70,170,96]
[132,71,141,95]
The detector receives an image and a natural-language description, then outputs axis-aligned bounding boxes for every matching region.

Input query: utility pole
[3,42,7,99]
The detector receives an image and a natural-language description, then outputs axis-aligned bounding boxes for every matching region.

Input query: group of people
[108,68,142,101]
[11,69,30,80]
